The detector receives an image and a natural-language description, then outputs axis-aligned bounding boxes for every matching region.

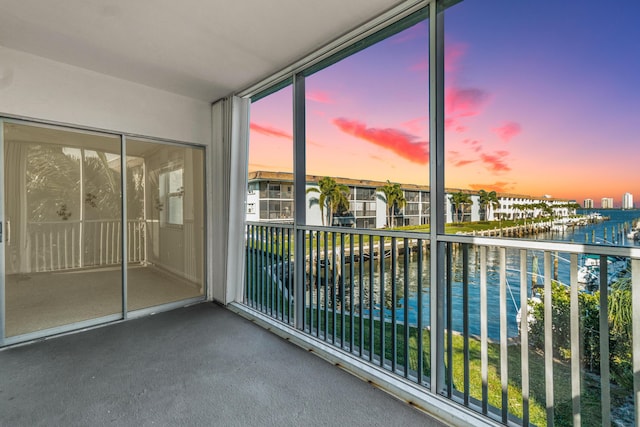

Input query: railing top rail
[247,222,429,239]
[301,226,429,240]
[245,221,640,257]
[246,221,295,230]
[27,219,146,225]
[439,233,640,258]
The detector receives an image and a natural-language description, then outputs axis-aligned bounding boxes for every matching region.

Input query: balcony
[244,222,640,426]
[0,303,445,427]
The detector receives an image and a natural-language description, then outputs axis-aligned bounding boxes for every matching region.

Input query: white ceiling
[0,0,403,102]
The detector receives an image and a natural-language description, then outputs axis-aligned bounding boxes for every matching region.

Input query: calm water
[352,209,640,340]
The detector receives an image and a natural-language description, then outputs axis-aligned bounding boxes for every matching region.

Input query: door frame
[0,117,208,347]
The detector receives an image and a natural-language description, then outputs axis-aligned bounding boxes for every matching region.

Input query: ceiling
[0,0,403,102]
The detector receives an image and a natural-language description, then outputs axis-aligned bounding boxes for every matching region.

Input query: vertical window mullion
[429,0,446,394]
[293,73,306,330]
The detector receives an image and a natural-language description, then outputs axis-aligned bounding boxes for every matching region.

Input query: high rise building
[584,198,594,209]
[601,197,614,209]
[623,193,634,209]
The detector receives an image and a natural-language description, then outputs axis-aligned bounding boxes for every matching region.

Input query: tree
[512,203,528,221]
[449,191,472,223]
[378,181,406,228]
[528,275,633,387]
[535,202,552,218]
[307,177,350,226]
[478,189,499,221]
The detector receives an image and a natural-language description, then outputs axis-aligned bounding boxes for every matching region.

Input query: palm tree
[378,181,406,228]
[307,176,350,226]
[512,203,527,221]
[537,202,553,218]
[477,189,499,221]
[449,191,472,223]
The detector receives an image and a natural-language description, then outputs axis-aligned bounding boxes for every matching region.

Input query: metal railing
[245,224,431,383]
[244,222,640,426]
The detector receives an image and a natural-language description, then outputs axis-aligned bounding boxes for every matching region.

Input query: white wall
[1,45,214,300]
[0,46,211,144]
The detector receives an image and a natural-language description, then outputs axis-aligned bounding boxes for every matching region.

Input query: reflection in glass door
[126,139,205,311]
[2,122,122,338]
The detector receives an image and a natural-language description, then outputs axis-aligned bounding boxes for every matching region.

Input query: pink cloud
[468,182,513,193]
[445,43,467,73]
[401,117,428,134]
[445,118,457,131]
[410,59,428,72]
[333,118,429,164]
[492,121,522,142]
[480,151,511,172]
[306,90,334,104]
[250,123,292,139]
[462,139,483,152]
[445,87,490,117]
[445,117,469,133]
[448,149,476,168]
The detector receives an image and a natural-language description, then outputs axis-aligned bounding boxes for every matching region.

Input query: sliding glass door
[1,120,206,345]
[2,121,123,338]
[125,138,205,311]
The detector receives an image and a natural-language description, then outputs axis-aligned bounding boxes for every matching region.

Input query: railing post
[570,253,581,426]
[544,251,554,425]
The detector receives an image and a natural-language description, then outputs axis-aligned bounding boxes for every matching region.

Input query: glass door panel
[125,139,205,311]
[3,122,122,337]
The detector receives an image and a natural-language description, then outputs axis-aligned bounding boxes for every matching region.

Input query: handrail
[439,233,640,258]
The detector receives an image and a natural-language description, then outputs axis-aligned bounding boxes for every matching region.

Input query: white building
[601,197,615,209]
[247,171,574,228]
[584,198,594,209]
[623,193,634,209]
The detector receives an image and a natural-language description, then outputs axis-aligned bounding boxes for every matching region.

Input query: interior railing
[23,219,146,272]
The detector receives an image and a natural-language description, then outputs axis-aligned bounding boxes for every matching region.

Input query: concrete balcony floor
[1,303,446,426]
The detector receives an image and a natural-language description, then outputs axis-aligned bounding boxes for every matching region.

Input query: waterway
[341,209,640,341]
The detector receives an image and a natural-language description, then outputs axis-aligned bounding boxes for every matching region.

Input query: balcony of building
[1,0,639,426]
[0,303,445,427]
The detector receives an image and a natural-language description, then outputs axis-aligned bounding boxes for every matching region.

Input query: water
[344,210,640,341]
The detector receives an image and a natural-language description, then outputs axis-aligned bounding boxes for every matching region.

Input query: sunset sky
[249,1,640,207]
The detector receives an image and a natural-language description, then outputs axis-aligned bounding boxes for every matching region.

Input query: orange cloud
[448,149,477,167]
[480,151,511,172]
[250,123,292,139]
[333,118,429,164]
[455,159,476,167]
[468,182,514,193]
[492,121,522,142]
